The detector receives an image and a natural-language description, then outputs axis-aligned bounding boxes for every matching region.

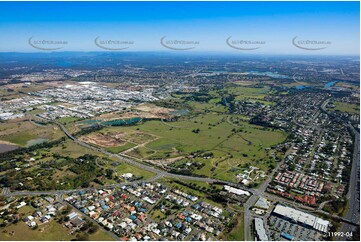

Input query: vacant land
[79,133,126,147]
[0,220,74,241]
[0,119,64,147]
[230,86,270,100]
[0,204,114,241]
[225,212,245,241]
[134,103,175,118]
[89,112,286,182]
[55,116,81,124]
[113,161,155,180]
[1,135,155,191]
[332,101,360,114]
[50,139,101,158]
[335,81,360,92]
[106,142,136,154]
[125,146,156,159]
[130,113,284,158]
[76,85,287,183]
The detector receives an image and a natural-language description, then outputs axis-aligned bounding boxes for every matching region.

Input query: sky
[0,1,359,55]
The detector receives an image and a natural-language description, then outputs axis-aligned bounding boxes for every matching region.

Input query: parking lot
[267,215,323,241]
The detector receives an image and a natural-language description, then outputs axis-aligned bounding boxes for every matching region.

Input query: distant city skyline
[0,1,359,55]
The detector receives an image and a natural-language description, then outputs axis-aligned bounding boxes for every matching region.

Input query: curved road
[3,119,254,198]
[55,121,250,185]
[4,115,358,240]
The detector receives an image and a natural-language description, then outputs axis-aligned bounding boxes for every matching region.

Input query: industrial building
[254,197,270,210]
[272,204,330,233]
[223,185,251,196]
[254,217,269,241]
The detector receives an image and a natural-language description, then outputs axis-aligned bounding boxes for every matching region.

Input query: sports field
[332,101,360,114]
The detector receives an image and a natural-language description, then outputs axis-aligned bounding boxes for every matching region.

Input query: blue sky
[0,1,359,55]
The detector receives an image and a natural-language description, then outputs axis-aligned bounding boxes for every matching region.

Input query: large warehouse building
[272,204,330,233]
[254,218,269,241]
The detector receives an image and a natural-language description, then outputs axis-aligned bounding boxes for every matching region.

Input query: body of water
[295,85,306,90]
[102,117,141,126]
[26,138,48,147]
[295,80,338,90]
[324,81,338,88]
[248,71,289,79]
[170,110,189,116]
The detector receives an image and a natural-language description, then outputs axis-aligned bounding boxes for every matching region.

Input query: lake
[26,138,48,147]
[248,71,289,79]
[324,81,338,88]
[170,110,189,116]
[102,117,141,126]
[295,85,306,90]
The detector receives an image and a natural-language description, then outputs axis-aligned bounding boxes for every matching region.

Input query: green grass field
[332,102,360,114]
[88,112,286,182]
[0,220,74,241]
[227,85,272,102]
[88,230,115,241]
[2,133,37,146]
[161,178,225,207]
[55,116,81,124]
[226,212,245,241]
[149,209,167,222]
[50,139,100,158]
[0,205,114,241]
[114,162,155,180]
[130,113,284,157]
[0,121,64,147]
[125,146,156,159]
[75,85,287,183]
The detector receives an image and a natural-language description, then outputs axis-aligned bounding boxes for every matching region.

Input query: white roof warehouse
[223,185,250,196]
[272,204,330,233]
[254,217,269,241]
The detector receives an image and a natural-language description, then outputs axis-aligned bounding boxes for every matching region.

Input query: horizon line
[0,51,359,57]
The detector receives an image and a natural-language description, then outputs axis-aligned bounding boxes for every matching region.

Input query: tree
[105,169,114,179]
[88,225,99,234]
[75,232,89,241]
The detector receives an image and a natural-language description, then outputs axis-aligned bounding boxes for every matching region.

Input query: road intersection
[2,112,359,241]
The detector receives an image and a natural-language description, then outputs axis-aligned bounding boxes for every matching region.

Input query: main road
[320,100,360,237]
[319,99,360,238]
[7,113,358,240]
[337,123,360,240]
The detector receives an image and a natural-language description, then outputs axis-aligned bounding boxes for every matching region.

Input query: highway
[3,115,359,241]
[320,100,360,237]
[54,121,257,186]
[3,120,254,198]
[319,100,360,238]
[338,124,360,240]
